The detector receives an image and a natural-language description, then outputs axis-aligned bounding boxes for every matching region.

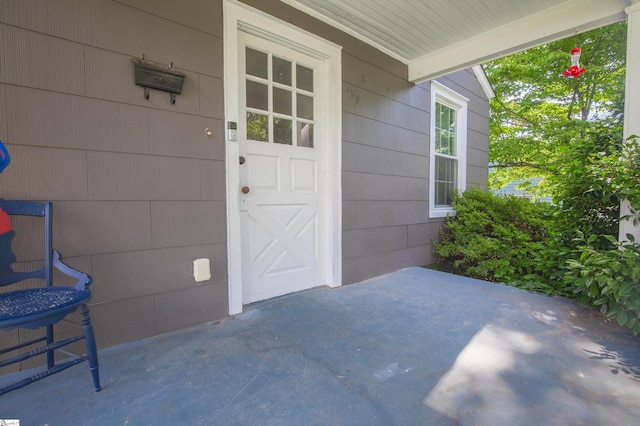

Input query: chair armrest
[53,250,93,290]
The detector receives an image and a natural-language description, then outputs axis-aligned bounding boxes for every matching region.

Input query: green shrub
[433,188,553,285]
[518,236,575,297]
[546,131,639,251]
[434,179,640,335]
[549,145,621,249]
[564,233,640,334]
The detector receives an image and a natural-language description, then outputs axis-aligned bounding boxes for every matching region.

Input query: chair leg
[46,324,55,369]
[81,305,101,392]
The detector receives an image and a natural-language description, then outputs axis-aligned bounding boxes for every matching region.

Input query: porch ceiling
[279,0,632,82]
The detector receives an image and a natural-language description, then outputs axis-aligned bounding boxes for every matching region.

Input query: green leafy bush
[564,233,640,334]
[546,127,625,250]
[433,188,553,285]
[434,137,640,334]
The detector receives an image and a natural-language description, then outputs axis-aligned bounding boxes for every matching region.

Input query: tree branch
[491,162,542,169]
[493,97,540,128]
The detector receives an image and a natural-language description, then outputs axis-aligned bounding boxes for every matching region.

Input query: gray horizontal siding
[0,0,227,358]
[0,0,490,361]
[341,66,489,283]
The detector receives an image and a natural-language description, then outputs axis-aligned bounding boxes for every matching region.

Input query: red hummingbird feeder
[563,47,586,78]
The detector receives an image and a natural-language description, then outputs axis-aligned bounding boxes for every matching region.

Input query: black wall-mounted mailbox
[132,57,185,104]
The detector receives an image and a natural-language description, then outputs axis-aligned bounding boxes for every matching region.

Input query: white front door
[238,32,326,304]
[224,0,342,314]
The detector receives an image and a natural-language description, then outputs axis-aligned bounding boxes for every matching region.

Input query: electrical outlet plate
[193,258,211,282]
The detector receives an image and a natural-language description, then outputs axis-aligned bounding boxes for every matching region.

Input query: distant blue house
[494,178,553,203]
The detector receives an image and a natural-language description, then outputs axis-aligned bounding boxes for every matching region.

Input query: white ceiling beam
[409,0,630,83]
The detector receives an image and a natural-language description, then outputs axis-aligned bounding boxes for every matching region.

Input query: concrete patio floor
[1,267,640,425]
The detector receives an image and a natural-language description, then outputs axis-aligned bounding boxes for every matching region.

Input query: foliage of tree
[436,22,640,334]
[486,22,627,196]
[545,125,624,248]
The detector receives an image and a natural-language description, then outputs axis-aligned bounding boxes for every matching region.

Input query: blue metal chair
[0,199,100,395]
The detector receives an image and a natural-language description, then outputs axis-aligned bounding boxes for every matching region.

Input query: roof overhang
[279,0,632,83]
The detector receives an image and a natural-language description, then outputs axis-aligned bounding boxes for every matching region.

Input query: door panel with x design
[239,31,326,304]
[241,144,322,304]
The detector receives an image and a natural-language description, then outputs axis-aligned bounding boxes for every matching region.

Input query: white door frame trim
[223,0,342,315]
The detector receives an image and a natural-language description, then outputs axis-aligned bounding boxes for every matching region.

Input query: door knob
[241,186,250,194]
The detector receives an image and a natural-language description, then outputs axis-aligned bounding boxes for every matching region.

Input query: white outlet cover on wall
[193,258,211,282]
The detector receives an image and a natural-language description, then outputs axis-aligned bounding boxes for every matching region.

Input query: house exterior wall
[0,0,229,359]
[342,69,489,283]
[239,1,490,285]
[0,0,489,360]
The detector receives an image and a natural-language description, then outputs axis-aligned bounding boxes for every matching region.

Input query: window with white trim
[429,81,468,218]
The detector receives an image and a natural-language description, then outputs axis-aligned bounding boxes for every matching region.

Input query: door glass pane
[246,48,268,79]
[297,94,313,120]
[298,123,314,148]
[246,81,268,111]
[297,65,313,92]
[273,56,292,86]
[274,118,292,145]
[273,87,292,115]
[247,112,268,142]
[245,45,318,149]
